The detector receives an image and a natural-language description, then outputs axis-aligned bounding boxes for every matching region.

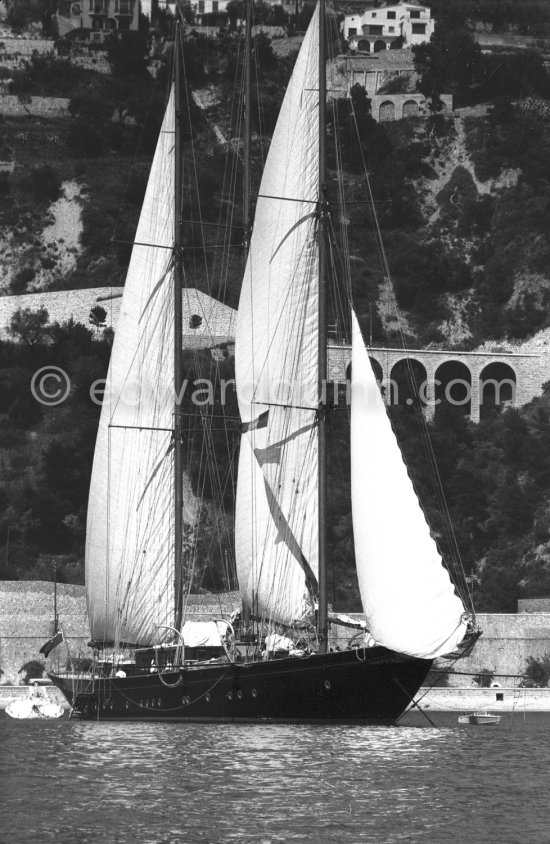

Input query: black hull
[50,647,431,724]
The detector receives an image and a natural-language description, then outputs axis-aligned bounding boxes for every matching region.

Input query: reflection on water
[1,713,550,843]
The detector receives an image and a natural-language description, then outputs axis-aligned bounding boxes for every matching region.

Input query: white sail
[351,311,468,658]
[86,88,177,645]
[235,6,320,624]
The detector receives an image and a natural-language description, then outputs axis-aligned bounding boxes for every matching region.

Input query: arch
[357,39,370,52]
[346,357,383,383]
[435,360,472,416]
[402,99,420,118]
[389,358,427,411]
[373,39,387,53]
[368,357,383,383]
[480,361,516,417]
[379,100,395,122]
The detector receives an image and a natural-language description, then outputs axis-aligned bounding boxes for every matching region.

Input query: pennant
[39,630,64,657]
[240,410,269,433]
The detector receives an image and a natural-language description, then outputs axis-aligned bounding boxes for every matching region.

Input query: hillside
[3,15,550,612]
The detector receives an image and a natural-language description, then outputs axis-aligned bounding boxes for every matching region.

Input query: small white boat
[5,690,64,720]
[458,711,501,725]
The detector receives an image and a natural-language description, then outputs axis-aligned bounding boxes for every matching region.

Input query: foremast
[317,0,328,653]
[173,22,184,632]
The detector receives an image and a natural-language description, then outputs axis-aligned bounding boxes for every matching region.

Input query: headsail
[86,88,177,646]
[350,311,468,658]
[235,6,320,624]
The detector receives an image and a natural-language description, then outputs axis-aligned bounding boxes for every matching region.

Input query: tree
[525,654,550,687]
[19,659,46,684]
[413,26,483,106]
[89,306,107,330]
[6,0,49,31]
[8,307,49,346]
[105,32,149,77]
[67,121,104,157]
[30,165,61,201]
[69,87,113,127]
[226,0,244,28]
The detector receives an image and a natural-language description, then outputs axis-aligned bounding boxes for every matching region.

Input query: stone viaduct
[328,344,542,423]
[369,93,453,122]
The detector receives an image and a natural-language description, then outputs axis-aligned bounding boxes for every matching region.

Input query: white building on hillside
[342,2,435,54]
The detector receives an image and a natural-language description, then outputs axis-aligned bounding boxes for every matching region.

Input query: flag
[39,630,64,657]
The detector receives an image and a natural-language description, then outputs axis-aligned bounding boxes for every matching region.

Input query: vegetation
[4,4,550,614]
[18,659,46,682]
[524,653,550,686]
[474,668,495,687]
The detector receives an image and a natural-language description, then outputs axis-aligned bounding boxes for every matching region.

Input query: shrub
[8,307,49,345]
[525,654,550,687]
[10,266,36,295]
[31,165,62,202]
[19,659,46,684]
[474,668,494,688]
[0,171,11,197]
[67,121,103,157]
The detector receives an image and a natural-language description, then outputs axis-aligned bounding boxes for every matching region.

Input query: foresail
[235,6,320,625]
[351,312,468,659]
[86,88,176,646]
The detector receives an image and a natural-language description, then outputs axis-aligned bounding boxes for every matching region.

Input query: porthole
[157,698,162,707]
[237,690,243,699]
[324,680,331,690]
[145,699,149,707]
[151,699,155,708]
[252,689,257,698]
[125,701,129,710]
[227,691,233,700]
[181,695,190,705]
[139,699,143,707]
[205,693,211,703]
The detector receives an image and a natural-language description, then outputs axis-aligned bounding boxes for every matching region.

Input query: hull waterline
[50,647,431,724]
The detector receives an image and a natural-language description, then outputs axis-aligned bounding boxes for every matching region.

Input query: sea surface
[1,710,549,844]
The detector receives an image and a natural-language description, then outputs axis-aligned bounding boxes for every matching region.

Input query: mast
[243,0,252,251]
[53,559,58,634]
[241,0,253,635]
[174,21,184,632]
[317,0,328,652]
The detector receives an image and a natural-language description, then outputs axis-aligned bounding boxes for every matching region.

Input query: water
[1,710,549,844]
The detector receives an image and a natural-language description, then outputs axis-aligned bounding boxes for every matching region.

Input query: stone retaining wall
[3,583,550,686]
[0,581,89,683]
[0,94,69,117]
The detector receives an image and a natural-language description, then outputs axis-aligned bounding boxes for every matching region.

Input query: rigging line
[112,68,173,245]
[107,424,173,432]
[179,27,212,294]
[243,226,318,405]
[251,400,317,412]
[257,193,318,204]
[202,418,232,590]
[110,238,174,251]
[348,94,473,612]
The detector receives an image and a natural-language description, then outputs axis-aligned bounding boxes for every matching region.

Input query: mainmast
[174,22,184,632]
[243,0,252,251]
[317,0,328,652]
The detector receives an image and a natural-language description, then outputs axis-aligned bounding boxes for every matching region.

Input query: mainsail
[86,88,177,645]
[350,312,468,658]
[235,6,320,624]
